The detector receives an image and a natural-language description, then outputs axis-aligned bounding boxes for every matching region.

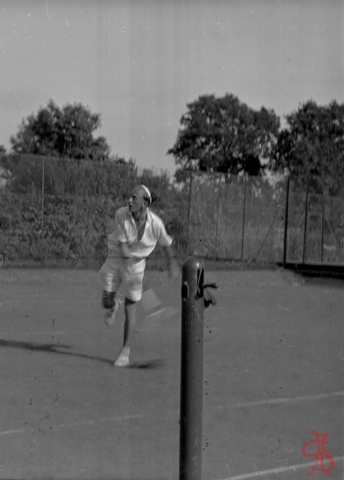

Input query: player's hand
[168,258,180,282]
[121,242,141,261]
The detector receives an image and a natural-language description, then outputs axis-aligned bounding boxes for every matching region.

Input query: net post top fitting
[182,256,204,274]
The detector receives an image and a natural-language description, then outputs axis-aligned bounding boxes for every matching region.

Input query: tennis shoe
[114,351,130,367]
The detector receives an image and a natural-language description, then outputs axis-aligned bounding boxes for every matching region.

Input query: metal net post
[179,257,205,480]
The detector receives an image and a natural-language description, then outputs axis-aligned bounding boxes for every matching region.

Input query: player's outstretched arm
[164,245,180,281]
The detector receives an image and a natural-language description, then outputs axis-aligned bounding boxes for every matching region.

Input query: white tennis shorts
[99,256,146,302]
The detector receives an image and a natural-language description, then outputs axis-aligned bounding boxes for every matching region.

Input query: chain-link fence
[0,154,188,267]
[1,154,344,268]
[286,179,344,266]
[187,174,286,263]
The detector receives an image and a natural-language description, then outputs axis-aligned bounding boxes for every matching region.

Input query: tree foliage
[10,100,111,161]
[168,94,280,181]
[270,100,344,195]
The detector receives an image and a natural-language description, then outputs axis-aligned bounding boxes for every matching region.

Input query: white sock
[121,346,130,357]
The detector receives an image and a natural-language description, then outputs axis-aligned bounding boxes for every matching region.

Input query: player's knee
[124,297,137,306]
[102,291,116,309]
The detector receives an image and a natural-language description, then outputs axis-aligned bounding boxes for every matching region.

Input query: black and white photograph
[0,1,343,479]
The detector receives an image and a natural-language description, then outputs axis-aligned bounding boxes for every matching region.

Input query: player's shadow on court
[0,339,114,365]
[0,339,166,369]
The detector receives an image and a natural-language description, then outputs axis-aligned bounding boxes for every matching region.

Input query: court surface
[0,267,343,480]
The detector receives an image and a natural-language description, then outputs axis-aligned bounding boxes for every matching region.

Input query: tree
[10,100,111,161]
[270,100,344,195]
[167,94,280,181]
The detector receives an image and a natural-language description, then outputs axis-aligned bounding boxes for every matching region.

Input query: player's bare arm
[164,244,180,280]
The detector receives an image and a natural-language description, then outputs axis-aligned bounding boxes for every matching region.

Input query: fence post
[255,201,285,264]
[215,175,221,260]
[179,257,205,480]
[321,194,325,263]
[302,183,309,265]
[240,176,247,261]
[41,157,45,266]
[283,177,290,267]
[7,191,11,259]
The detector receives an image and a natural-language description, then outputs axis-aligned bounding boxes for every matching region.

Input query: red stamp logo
[301,431,334,476]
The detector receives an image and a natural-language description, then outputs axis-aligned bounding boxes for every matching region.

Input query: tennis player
[99,184,179,367]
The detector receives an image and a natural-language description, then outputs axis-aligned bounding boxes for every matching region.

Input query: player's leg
[123,298,137,347]
[114,297,137,367]
[114,261,144,366]
[102,290,116,309]
[99,258,122,326]
[102,290,122,326]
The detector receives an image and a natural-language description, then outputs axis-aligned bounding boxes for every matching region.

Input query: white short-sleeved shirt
[107,206,172,259]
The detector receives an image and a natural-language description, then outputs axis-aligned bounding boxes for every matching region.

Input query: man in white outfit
[99,184,179,367]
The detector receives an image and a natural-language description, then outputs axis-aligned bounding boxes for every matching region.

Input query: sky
[0,0,343,175]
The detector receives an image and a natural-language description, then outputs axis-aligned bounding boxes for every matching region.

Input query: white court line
[0,413,146,437]
[0,388,342,439]
[217,456,344,480]
[0,428,30,436]
[1,391,341,438]
[56,413,146,429]
[215,390,344,410]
